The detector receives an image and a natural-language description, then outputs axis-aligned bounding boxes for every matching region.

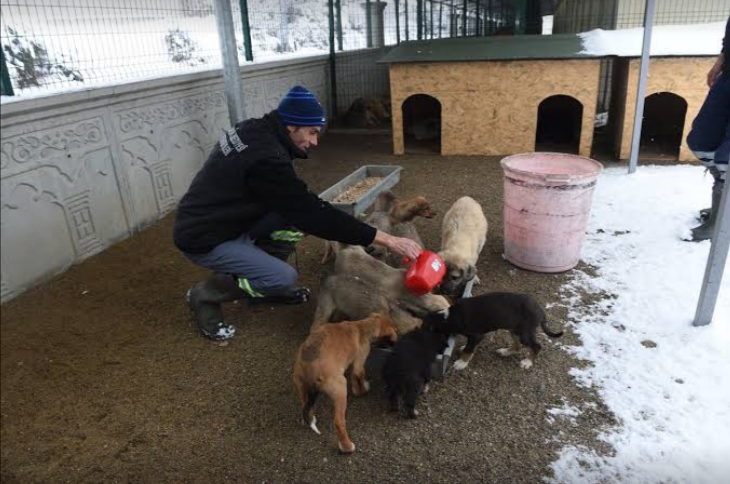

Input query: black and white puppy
[382,323,450,419]
[425,292,563,370]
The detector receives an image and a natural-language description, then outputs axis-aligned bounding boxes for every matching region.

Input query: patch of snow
[549,165,730,483]
[579,22,725,57]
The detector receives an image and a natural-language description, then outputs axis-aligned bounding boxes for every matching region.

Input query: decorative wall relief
[63,190,104,258]
[1,57,330,304]
[116,90,227,226]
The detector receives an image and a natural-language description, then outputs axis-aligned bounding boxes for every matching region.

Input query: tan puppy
[439,196,488,296]
[293,313,398,453]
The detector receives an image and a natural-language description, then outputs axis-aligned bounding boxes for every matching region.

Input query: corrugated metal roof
[379,34,604,63]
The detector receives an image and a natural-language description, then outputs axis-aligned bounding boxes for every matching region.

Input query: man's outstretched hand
[373,230,422,260]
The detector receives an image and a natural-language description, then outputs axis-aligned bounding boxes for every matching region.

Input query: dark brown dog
[293,313,398,453]
[390,196,435,224]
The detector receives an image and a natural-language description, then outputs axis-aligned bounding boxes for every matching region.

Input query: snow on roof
[579,21,725,57]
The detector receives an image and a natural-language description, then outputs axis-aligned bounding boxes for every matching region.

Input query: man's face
[287,126,322,152]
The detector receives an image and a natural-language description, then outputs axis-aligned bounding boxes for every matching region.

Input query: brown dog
[293,313,398,453]
[390,196,435,224]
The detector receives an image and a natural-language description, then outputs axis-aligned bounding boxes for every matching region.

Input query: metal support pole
[439,0,443,38]
[515,0,527,34]
[336,0,343,51]
[366,0,373,48]
[328,0,338,120]
[429,0,434,39]
[405,0,410,41]
[417,0,423,40]
[0,47,14,96]
[628,0,656,174]
[694,182,730,326]
[396,0,401,43]
[450,0,455,37]
[214,0,246,124]
[475,0,480,36]
[238,0,253,62]
[462,0,467,36]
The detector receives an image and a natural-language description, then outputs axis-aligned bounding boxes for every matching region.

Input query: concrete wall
[613,57,715,162]
[0,55,329,304]
[389,59,601,158]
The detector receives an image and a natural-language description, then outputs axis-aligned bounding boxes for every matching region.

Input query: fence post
[396,0,401,44]
[336,0,343,51]
[475,0,480,36]
[214,0,246,124]
[438,0,443,38]
[366,0,373,48]
[0,47,14,97]
[417,0,423,40]
[405,0,410,41]
[239,0,253,62]
[628,0,656,174]
[429,0,434,39]
[328,0,338,121]
[450,0,455,37]
[515,0,526,34]
[462,0,467,36]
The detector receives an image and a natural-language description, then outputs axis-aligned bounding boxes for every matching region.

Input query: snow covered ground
[549,165,730,483]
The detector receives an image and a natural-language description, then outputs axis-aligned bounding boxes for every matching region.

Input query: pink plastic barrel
[501,152,603,273]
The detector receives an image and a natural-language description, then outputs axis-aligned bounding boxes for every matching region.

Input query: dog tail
[541,318,564,338]
[302,389,321,435]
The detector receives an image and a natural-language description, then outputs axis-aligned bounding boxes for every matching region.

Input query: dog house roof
[380,22,722,64]
[379,34,602,64]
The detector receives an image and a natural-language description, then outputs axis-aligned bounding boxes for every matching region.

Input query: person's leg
[183,234,306,340]
[687,75,729,241]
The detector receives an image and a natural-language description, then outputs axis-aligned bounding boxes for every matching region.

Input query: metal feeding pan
[319,165,403,217]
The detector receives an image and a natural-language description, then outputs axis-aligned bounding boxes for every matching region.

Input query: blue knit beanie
[277,85,326,127]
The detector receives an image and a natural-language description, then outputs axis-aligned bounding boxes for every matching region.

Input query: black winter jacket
[173,111,376,254]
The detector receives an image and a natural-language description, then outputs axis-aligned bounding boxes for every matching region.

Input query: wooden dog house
[380,34,604,158]
[610,56,717,162]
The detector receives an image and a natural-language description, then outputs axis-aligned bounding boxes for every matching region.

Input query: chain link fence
[1,0,728,125]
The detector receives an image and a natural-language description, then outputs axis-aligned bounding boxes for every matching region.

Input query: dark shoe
[248,286,311,306]
[691,182,723,242]
[185,273,247,341]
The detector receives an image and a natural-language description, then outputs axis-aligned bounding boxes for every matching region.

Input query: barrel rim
[500,152,604,180]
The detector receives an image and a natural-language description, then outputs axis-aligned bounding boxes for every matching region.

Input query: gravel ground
[0,133,617,483]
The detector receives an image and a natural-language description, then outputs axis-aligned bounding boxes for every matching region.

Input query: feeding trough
[319,165,403,216]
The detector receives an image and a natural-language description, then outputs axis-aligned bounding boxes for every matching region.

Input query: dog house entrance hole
[535,95,583,154]
[402,94,441,154]
[640,92,687,161]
